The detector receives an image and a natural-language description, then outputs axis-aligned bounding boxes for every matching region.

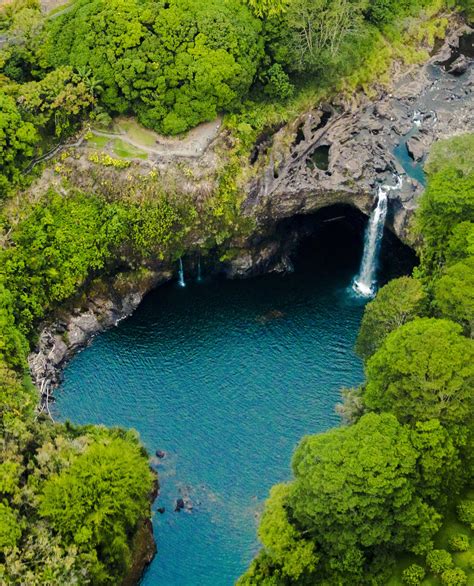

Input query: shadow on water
[55,205,416,586]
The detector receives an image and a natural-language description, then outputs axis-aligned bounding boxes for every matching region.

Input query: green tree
[434,258,474,338]
[43,0,264,134]
[243,0,289,18]
[413,135,474,277]
[255,483,319,581]
[289,413,441,580]
[17,66,96,137]
[282,0,367,72]
[0,502,22,550]
[441,568,467,586]
[402,563,425,585]
[364,319,474,427]
[0,91,38,196]
[426,549,453,575]
[355,276,427,361]
[39,438,154,582]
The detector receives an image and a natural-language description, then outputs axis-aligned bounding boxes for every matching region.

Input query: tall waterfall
[353,185,389,297]
[178,258,186,287]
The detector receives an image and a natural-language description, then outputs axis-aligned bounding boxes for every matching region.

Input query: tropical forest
[0,0,473,584]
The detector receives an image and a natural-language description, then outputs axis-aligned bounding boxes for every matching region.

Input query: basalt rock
[224,24,473,278]
[28,268,173,392]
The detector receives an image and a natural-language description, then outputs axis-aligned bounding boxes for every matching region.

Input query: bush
[426,549,453,574]
[448,534,470,552]
[402,564,426,585]
[457,499,474,529]
[441,567,467,586]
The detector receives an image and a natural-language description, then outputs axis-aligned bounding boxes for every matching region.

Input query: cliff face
[224,23,473,278]
[221,25,473,277]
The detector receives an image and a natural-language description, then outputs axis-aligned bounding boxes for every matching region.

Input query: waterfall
[197,255,202,282]
[178,258,186,287]
[353,185,389,297]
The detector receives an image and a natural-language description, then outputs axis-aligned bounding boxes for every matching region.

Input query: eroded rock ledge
[239,23,473,247]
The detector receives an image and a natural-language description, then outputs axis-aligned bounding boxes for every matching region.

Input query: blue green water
[393,128,427,186]
[55,219,409,585]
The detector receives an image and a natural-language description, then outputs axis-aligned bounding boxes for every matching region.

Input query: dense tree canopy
[43,0,264,134]
[39,438,154,582]
[0,92,38,196]
[288,413,441,579]
[434,257,474,338]
[364,318,474,427]
[355,276,427,361]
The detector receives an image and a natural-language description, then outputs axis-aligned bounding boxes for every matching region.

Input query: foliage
[440,567,467,585]
[0,502,22,550]
[0,91,38,197]
[39,437,154,582]
[87,151,130,168]
[288,413,441,580]
[355,276,427,361]
[457,499,474,530]
[16,66,96,137]
[43,0,264,134]
[253,483,319,581]
[402,563,426,585]
[243,0,289,18]
[434,257,474,338]
[426,549,453,574]
[448,534,470,552]
[413,134,474,278]
[363,318,474,427]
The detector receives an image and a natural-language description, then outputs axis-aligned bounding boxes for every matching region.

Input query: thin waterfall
[353,185,389,297]
[178,257,186,287]
[197,255,202,282]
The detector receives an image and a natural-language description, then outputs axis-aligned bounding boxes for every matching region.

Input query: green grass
[112,138,148,160]
[116,117,159,148]
[87,134,109,148]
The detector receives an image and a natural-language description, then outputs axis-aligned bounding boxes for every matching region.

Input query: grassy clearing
[87,134,110,148]
[116,117,159,148]
[112,138,148,160]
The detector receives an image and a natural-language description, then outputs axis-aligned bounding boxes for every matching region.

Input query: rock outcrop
[234,24,473,264]
[29,268,173,394]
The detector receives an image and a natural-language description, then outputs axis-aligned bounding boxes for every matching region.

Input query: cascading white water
[178,258,186,287]
[353,185,389,297]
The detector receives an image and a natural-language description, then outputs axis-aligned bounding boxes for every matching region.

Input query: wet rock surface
[238,24,473,264]
[29,268,173,401]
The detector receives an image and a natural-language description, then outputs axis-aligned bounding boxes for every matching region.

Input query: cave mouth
[55,203,417,586]
[274,204,417,288]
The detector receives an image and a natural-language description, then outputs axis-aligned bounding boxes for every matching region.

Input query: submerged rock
[175,498,185,512]
[155,449,166,459]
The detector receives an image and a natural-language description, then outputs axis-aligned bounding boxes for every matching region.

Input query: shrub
[426,549,453,574]
[448,534,470,552]
[457,499,474,529]
[441,568,467,586]
[402,564,426,585]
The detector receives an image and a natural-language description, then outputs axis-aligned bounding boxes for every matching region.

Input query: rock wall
[240,23,473,242]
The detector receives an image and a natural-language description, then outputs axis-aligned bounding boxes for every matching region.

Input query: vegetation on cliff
[0,0,472,583]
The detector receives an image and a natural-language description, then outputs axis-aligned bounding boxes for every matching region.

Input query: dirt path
[92,117,223,159]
